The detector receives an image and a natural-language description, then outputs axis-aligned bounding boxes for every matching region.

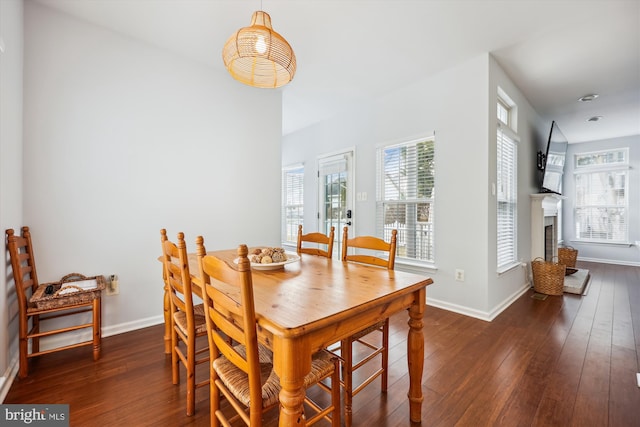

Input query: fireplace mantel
[531,193,564,261]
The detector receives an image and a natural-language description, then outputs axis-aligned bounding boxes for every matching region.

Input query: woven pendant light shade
[222,11,296,88]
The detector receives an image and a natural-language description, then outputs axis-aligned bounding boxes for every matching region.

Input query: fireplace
[545,224,554,261]
[531,194,563,261]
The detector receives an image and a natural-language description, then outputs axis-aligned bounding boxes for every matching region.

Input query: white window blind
[497,126,517,269]
[282,165,304,243]
[574,149,628,242]
[377,137,435,263]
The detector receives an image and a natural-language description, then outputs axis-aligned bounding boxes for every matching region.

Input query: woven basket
[531,257,565,296]
[30,274,105,310]
[558,246,578,268]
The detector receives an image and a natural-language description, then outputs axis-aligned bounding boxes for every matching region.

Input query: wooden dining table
[162,248,433,426]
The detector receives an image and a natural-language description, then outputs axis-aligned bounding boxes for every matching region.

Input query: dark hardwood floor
[5,261,639,426]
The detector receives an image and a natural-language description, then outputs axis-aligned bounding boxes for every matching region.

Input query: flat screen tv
[538,120,568,195]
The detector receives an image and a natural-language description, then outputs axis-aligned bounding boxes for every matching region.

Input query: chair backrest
[6,227,40,312]
[297,225,335,258]
[196,239,264,417]
[159,228,170,285]
[341,227,397,270]
[160,231,197,332]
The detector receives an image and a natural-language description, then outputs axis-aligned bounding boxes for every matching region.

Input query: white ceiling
[33,0,640,143]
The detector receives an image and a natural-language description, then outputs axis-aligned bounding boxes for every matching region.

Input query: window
[282,164,304,243]
[497,86,517,132]
[497,99,510,127]
[497,124,518,270]
[377,137,435,264]
[574,148,628,243]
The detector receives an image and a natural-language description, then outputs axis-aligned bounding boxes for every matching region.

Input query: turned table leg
[407,288,425,422]
[93,296,102,360]
[274,338,309,427]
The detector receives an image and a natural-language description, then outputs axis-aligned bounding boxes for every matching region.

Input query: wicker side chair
[6,226,102,378]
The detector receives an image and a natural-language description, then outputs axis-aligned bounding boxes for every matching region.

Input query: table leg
[274,338,310,427]
[93,296,102,360]
[407,288,425,422]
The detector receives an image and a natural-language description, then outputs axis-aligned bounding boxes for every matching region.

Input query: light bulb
[255,35,267,54]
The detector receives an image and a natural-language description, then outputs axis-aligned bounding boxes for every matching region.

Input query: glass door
[318,151,354,258]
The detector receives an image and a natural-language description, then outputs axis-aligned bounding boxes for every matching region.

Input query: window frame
[281,163,305,244]
[376,136,435,266]
[497,98,511,127]
[496,123,519,272]
[573,148,629,244]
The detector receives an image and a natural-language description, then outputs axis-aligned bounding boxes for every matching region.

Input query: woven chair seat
[173,303,207,335]
[213,344,336,408]
[351,320,385,340]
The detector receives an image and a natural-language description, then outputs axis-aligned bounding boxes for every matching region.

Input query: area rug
[563,268,590,295]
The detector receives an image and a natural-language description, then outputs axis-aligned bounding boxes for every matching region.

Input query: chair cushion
[173,303,207,335]
[213,344,335,408]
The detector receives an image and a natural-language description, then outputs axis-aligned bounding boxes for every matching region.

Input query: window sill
[396,259,438,275]
[281,242,297,251]
[571,240,635,248]
[497,261,525,276]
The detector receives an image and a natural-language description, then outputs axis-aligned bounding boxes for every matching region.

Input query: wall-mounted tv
[537,120,568,195]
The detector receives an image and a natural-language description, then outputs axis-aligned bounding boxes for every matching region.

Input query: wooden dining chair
[339,226,397,427]
[6,227,102,378]
[160,229,209,416]
[160,229,171,354]
[195,238,341,427]
[297,225,335,258]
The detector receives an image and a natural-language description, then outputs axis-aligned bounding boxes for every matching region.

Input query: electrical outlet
[106,274,119,296]
[455,269,465,282]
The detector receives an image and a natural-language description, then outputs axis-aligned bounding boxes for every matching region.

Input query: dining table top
[187,248,433,343]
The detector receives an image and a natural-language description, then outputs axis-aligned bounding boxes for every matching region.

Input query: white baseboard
[577,257,640,267]
[486,284,531,320]
[426,283,530,322]
[1,354,19,403]
[101,314,164,338]
[34,314,164,352]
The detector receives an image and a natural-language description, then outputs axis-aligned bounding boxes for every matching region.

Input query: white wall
[487,55,544,313]
[284,54,542,319]
[16,2,283,346]
[0,0,24,399]
[562,135,640,265]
